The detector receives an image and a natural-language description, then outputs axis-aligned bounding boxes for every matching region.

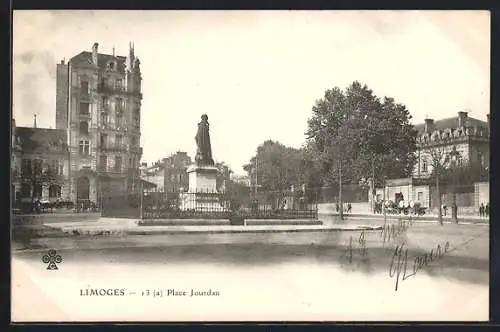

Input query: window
[422,159,428,173]
[100,134,108,148]
[100,112,109,126]
[21,183,31,198]
[417,192,423,201]
[79,140,90,155]
[33,159,43,176]
[49,185,61,198]
[21,159,32,176]
[81,80,89,95]
[80,103,90,116]
[115,98,123,111]
[116,113,124,128]
[131,137,138,147]
[101,96,109,109]
[79,121,89,135]
[115,135,123,147]
[99,155,107,171]
[33,184,42,198]
[114,156,122,172]
[48,160,64,176]
[376,194,381,202]
[116,79,123,91]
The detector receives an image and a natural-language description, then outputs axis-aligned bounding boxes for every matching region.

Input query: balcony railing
[98,144,128,152]
[97,84,126,94]
[95,123,128,132]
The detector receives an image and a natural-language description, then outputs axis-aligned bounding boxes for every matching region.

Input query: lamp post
[449,147,460,223]
[383,176,387,224]
[339,159,344,221]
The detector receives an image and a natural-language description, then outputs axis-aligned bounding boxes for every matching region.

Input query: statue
[195,114,214,166]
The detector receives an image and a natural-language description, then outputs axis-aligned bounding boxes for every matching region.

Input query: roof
[414,116,487,134]
[16,127,68,154]
[70,51,127,72]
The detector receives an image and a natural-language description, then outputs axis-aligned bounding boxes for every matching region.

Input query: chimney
[92,42,99,65]
[424,118,434,133]
[458,111,468,127]
[61,59,65,65]
[33,114,37,128]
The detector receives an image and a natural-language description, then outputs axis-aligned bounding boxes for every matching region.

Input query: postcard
[11,10,490,322]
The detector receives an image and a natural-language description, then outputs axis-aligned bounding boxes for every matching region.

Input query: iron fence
[141,189,318,220]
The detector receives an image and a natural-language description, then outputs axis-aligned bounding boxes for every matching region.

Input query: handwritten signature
[389,240,450,291]
[380,217,414,245]
[341,230,368,265]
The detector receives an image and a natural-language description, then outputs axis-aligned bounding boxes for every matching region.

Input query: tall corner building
[56,42,143,203]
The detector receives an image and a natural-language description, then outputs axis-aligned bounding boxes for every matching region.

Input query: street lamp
[383,175,387,224]
[449,147,460,223]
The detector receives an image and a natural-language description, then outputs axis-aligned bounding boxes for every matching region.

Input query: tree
[215,162,232,193]
[306,81,418,191]
[243,140,303,209]
[439,160,489,185]
[427,145,448,225]
[21,159,60,212]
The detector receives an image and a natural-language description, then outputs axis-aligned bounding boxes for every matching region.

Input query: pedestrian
[336,203,339,213]
[479,203,485,217]
[442,203,447,217]
[347,203,352,214]
[486,202,490,218]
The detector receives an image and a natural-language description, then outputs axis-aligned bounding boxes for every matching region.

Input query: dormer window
[108,61,117,71]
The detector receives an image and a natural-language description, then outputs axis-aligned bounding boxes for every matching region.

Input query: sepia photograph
[11,10,490,322]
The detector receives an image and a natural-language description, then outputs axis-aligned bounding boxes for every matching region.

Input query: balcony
[79,112,91,120]
[95,123,128,133]
[97,84,126,95]
[98,144,128,153]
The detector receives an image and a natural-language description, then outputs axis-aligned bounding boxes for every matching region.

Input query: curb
[27,225,383,238]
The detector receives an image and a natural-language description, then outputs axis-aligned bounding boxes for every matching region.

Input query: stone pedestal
[182,165,228,212]
[187,165,218,193]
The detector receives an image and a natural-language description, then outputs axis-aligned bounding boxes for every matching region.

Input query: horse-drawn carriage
[378,200,426,216]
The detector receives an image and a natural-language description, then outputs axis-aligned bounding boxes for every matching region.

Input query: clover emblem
[42,249,63,270]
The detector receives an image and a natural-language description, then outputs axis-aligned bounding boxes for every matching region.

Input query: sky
[13,10,490,175]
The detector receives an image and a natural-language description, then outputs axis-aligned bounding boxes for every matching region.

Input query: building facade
[56,42,143,204]
[140,161,165,191]
[413,111,489,178]
[374,111,490,210]
[163,152,192,192]
[12,123,70,203]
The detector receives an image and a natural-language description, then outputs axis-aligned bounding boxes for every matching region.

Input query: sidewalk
[320,212,488,223]
[41,218,382,237]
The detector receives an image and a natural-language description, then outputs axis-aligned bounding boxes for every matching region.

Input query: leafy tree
[306,81,418,189]
[438,160,489,186]
[215,162,232,193]
[21,159,60,212]
[243,140,303,209]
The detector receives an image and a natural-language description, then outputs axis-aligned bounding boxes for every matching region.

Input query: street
[12,215,489,322]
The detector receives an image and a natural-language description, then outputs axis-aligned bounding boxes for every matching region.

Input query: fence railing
[140,190,318,220]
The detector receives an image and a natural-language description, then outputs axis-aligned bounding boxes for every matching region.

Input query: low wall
[12,213,101,228]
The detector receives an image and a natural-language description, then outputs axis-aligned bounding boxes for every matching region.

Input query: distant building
[413,111,489,178]
[163,152,192,192]
[140,161,164,191]
[12,120,70,203]
[374,111,490,210]
[55,42,143,203]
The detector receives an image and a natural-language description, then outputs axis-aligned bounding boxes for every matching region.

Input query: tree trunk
[436,167,443,225]
[339,161,343,221]
[371,160,375,213]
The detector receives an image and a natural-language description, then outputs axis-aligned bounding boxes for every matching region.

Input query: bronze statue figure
[195,114,214,166]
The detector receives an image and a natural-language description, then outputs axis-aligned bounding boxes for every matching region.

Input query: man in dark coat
[195,114,215,166]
